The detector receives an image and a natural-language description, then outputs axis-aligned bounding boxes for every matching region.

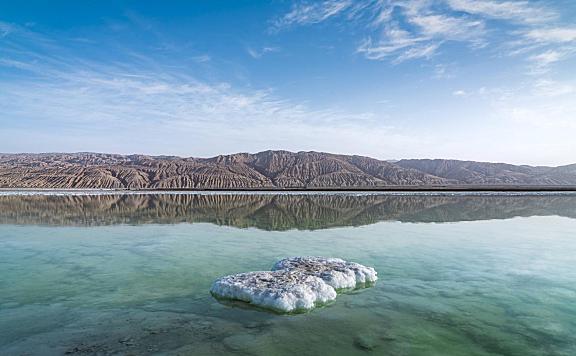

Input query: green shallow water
[0,193,575,355]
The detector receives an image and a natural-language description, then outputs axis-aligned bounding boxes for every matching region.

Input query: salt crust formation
[210,257,377,313]
[272,256,378,290]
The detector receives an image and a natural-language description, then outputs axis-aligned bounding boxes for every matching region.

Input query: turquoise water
[1,193,575,355]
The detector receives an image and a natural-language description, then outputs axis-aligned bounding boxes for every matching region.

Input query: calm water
[1,192,575,355]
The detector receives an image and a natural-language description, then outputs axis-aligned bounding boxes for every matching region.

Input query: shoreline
[1,186,576,196]
[1,185,576,192]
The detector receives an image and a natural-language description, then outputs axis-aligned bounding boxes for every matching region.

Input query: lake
[1,192,575,355]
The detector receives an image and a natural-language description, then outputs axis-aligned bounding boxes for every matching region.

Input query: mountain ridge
[1,151,575,188]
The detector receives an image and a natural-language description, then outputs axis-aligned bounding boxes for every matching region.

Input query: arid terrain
[1,151,575,189]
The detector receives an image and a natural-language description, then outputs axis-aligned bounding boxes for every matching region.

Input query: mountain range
[0,151,575,189]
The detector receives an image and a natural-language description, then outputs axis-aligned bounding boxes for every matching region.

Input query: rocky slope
[0,151,574,188]
[396,159,576,185]
[0,151,445,189]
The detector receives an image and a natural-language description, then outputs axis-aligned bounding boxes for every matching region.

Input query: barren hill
[396,159,576,185]
[0,151,574,189]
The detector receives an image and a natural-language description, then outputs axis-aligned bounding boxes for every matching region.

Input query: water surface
[1,192,575,355]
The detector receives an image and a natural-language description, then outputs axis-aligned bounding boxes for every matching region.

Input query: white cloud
[520,27,576,75]
[246,46,280,59]
[2,12,575,165]
[446,0,556,24]
[432,63,456,79]
[521,42,576,74]
[505,104,576,129]
[532,79,575,97]
[356,10,484,63]
[524,27,576,43]
[485,80,576,131]
[527,50,570,74]
[272,0,353,29]
[1,69,372,127]
[356,26,432,61]
[191,54,211,63]
[395,42,440,62]
[1,63,398,157]
[0,21,389,157]
[355,1,487,63]
[529,50,563,67]
[275,0,574,71]
[408,14,484,39]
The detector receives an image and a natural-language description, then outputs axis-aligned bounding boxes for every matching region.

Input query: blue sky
[1,0,575,165]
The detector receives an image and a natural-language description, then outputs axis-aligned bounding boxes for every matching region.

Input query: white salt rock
[272,257,378,290]
[210,269,336,313]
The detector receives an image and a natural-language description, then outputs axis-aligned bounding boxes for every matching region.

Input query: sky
[0,0,575,166]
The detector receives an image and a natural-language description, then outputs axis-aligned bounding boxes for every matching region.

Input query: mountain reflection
[0,193,575,229]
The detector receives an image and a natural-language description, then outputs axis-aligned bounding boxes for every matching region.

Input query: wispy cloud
[527,50,569,74]
[518,27,576,73]
[0,20,388,156]
[477,78,576,131]
[191,54,211,63]
[532,79,575,97]
[272,0,353,29]
[445,0,557,24]
[1,6,574,164]
[274,0,575,70]
[524,27,576,43]
[0,57,369,129]
[356,28,430,62]
[408,14,484,39]
[246,46,280,59]
[432,63,458,79]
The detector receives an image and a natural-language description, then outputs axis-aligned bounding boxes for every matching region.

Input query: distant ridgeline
[0,151,576,189]
[0,193,575,228]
